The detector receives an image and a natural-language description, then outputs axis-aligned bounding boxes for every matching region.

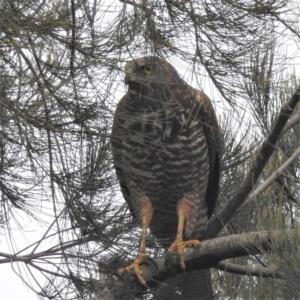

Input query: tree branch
[2,228,294,298]
[113,229,297,298]
[282,109,300,135]
[119,0,143,9]
[248,144,300,199]
[216,261,285,279]
[276,176,300,206]
[203,86,300,240]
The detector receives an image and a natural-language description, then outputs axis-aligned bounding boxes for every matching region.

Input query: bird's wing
[194,89,222,218]
[111,94,137,220]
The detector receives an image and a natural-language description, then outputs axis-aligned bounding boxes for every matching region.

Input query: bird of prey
[112,56,221,284]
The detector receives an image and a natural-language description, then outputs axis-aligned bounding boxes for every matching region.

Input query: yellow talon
[118,252,149,285]
[168,238,200,268]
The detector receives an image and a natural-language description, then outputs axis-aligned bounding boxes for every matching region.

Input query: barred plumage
[112,56,222,284]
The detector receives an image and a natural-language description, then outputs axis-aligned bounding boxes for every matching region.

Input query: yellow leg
[119,196,153,285]
[168,198,200,268]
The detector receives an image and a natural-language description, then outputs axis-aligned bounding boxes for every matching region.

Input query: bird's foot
[118,252,149,285]
[168,238,200,269]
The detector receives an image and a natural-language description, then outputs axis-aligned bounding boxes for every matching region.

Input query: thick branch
[113,229,297,298]
[203,87,300,240]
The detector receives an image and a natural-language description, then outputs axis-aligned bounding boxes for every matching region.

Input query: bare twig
[249,144,300,199]
[273,14,300,39]
[282,109,300,135]
[216,261,285,279]
[0,236,93,264]
[275,176,300,206]
[119,0,143,9]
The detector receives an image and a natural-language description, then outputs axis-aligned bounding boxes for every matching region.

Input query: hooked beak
[124,62,137,85]
[125,71,136,85]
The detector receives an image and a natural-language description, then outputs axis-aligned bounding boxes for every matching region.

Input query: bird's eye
[144,66,151,74]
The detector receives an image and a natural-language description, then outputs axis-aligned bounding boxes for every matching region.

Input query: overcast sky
[0,211,56,300]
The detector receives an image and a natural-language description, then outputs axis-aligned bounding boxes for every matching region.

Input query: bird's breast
[121,105,210,240]
[122,108,209,196]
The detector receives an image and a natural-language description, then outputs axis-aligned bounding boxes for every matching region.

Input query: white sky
[0,209,58,300]
[1,218,44,300]
[0,265,37,300]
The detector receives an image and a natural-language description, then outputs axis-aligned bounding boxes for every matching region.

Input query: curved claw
[118,252,149,285]
[168,238,200,269]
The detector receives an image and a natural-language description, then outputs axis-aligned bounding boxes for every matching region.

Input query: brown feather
[112,56,222,245]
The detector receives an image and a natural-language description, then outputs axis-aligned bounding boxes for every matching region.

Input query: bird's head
[124,56,182,91]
